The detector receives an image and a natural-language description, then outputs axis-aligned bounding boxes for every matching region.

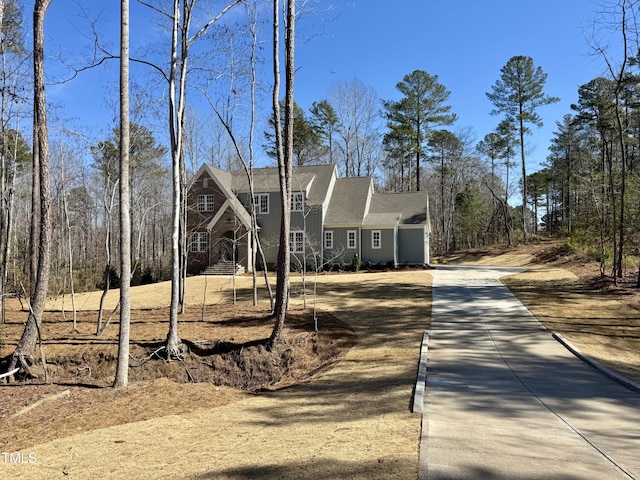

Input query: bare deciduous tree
[7,0,52,379]
[113,0,131,388]
[160,0,242,359]
[329,78,381,178]
[269,0,295,346]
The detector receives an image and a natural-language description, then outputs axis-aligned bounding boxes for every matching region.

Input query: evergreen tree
[428,129,463,251]
[487,56,559,241]
[309,99,339,164]
[383,70,456,191]
[382,122,413,191]
[264,100,323,165]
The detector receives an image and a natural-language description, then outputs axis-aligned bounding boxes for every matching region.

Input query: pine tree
[383,70,456,191]
[487,56,559,241]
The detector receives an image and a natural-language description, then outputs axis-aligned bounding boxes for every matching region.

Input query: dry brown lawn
[3,239,640,479]
[1,270,431,479]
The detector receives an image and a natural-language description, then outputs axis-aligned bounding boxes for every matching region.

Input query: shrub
[131,266,153,286]
[96,265,120,290]
[352,253,360,272]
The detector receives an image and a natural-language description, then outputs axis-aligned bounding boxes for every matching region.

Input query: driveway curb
[553,332,640,393]
[412,330,429,413]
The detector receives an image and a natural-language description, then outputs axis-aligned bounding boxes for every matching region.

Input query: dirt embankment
[2,272,430,480]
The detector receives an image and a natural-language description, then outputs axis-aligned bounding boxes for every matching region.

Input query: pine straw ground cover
[1,271,431,479]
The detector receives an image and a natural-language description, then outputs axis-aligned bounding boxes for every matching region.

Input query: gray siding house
[187,163,430,274]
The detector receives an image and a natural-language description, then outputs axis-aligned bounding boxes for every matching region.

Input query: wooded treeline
[1,0,639,377]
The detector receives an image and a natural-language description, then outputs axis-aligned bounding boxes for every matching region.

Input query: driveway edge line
[553,333,640,393]
[412,330,430,413]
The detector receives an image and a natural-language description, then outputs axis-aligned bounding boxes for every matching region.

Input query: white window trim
[324,230,333,249]
[290,230,305,254]
[190,232,208,252]
[197,194,215,212]
[253,193,269,214]
[291,191,304,212]
[372,230,381,249]
[347,230,357,249]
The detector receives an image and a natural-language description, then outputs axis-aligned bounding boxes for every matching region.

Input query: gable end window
[347,230,357,249]
[253,194,269,214]
[372,230,381,249]
[291,192,304,212]
[290,230,304,254]
[197,194,215,211]
[190,232,208,252]
[324,230,333,249]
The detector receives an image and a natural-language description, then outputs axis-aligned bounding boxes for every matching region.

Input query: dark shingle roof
[367,192,429,225]
[192,163,429,230]
[232,164,336,206]
[324,177,372,225]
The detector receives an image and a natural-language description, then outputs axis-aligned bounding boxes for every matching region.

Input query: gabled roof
[324,177,373,226]
[301,164,336,206]
[206,198,253,231]
[191,164,252,229]
[190,163,430,231]
[362,212,401,227]
[233,168,315,194]
[232,164,337,206]
[367,191,429,227]
[191,164,235,199]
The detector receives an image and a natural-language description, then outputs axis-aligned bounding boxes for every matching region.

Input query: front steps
[202,260,245,275]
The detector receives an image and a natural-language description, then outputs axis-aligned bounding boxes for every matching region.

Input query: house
[186,163,430,274]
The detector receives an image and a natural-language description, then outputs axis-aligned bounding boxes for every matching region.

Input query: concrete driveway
[421,265,640,480]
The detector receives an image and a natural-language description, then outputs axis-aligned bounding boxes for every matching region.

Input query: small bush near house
[352,253,360,272]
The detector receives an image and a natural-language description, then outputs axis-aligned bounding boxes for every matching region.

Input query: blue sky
[42,0,620,173]
[292,0,615,173]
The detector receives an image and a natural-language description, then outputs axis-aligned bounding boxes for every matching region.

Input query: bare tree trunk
[1,121,19,325]
[113,0,131,388]
[0,0,8,325]
[166,0,186,358]
[1,147,16,324]
[158,1,241,353]
[612,7,629,282]
[179,159,187,314]
[0,1,5,54]
[270,0,294,346]
[7,0,52,378]
[60,159,77,330]
[96,183,117,335]
[246,1,260,307]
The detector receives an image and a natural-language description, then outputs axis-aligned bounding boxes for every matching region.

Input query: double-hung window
[253,194,269,214]
[347,230,357,249]
[197,194,215,211]
[290,230,304,253]
[324,230,333,249]
[291,192,304,212]
[190,232,208,252]
[372,230,381,249]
